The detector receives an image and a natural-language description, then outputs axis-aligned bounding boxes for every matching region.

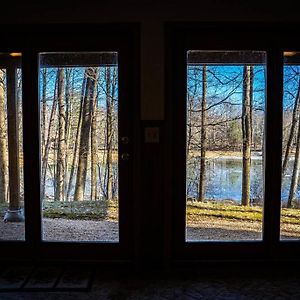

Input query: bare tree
[241,66,253,206]
[90,79,98,201]
[287,109,300,208]
[282,79,300,176]
[74,68,99,201]
[41,73,58,201]
[198,65,207,202]
[0,70,7,203]
[66,72,86,201]
[54,68,66,201]
[41,69,47,157]
[105,67,114,200]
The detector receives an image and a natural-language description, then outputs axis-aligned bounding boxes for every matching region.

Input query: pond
[44,163,119,201]
[43,156,299,203]
[187,155,298,203]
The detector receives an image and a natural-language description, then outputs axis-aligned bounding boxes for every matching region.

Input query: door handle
[121,153,130,161]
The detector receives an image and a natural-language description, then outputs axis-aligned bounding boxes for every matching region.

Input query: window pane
[0,53,25,241]
[186,51,266,241]
[281,52,300,240]
[40,52,119,242]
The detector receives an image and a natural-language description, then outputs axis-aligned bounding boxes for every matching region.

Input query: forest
[186,51,300,209]
[0,53,119,211]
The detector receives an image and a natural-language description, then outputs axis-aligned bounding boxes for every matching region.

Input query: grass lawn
[0,200,118,221]
[1,199,300,228]
[187,201,300,226]
[42,200,118,220]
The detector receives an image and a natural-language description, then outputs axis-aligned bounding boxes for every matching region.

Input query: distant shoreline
[189,150,263,159]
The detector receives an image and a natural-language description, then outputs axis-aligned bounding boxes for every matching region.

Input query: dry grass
[187,200,300,239]
[187,201,300,225]
[42,200,118,220]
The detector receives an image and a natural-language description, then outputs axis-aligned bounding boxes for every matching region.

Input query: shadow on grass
[42,200,118,221]
[186,226,262,241]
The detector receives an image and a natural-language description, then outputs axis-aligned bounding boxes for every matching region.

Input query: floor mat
[0,265,94,292]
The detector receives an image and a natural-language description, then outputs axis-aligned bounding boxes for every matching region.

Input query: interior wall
[1,1,298,120]
[0,1,299,267]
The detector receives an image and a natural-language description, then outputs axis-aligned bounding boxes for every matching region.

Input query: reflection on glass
[186,50,266,241]
[40,52,119,242]
[281,52,300,240]
[0,53,25,240]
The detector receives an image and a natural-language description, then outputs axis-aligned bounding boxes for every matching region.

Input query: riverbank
[189,150,263,159]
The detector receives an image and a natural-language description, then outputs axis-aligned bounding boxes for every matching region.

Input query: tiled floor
[1,265,300,299]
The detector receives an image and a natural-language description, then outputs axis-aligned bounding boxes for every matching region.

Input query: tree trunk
[41,75,58,201]
[287,105,300,207]
[241,66,253,206]
[105,67,114,200]
[186,67,199,157]
[41,69,47,157]
[66,73,86,201]
[90,82,98,201]
[0,70,8,203]
[6,66,21,212]
[186,96,193,157]
[74,68,99,201]
[282,80,300,176]
[198,65,207,202]
[64,69,74,199]
[54,68,66,201]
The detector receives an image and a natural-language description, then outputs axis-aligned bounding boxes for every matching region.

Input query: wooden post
[4,64,23,222]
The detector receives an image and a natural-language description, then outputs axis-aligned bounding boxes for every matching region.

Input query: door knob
[121,153,130,161]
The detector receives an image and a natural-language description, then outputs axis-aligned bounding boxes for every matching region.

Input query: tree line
[40,65,118,202]
[0,63,119,204]
[1,61,300,207]
[187,63,300,208]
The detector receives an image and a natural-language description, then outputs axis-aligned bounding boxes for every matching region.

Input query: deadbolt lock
[121,136,129,144]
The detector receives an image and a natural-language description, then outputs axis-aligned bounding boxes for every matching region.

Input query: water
[43,156,298,203]
[187,155,297,203]
[44,162,119,200]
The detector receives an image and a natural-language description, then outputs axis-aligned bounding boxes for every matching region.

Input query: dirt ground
[0,218,119,242]
[0,217,299,241]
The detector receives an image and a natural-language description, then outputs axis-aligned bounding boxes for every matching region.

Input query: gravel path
[0,218,119,242]
[0,217,299,241]
[187,218,262,241]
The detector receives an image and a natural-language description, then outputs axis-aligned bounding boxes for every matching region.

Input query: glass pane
[186,50,266,241]
[281,52,300,240]
[0,53,25,241]
[40,52,119,242]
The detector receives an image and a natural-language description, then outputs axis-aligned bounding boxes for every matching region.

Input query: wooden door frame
[165,22,300,263]
[0,24,140,263]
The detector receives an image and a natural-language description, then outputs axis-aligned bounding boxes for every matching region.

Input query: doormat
[0,265,94,292]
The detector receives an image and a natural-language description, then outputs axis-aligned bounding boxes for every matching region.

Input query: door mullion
[23,51,42,246]
[263,49,283,250]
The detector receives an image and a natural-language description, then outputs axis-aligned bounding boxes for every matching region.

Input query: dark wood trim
[6,64,21,212]
[0,24,140,263]
[23,50,42,252]
[263,49,283,254]
[40,52,117,67]
[166,23,293,262]
[187,51,265,65]
[0,56,21,68]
